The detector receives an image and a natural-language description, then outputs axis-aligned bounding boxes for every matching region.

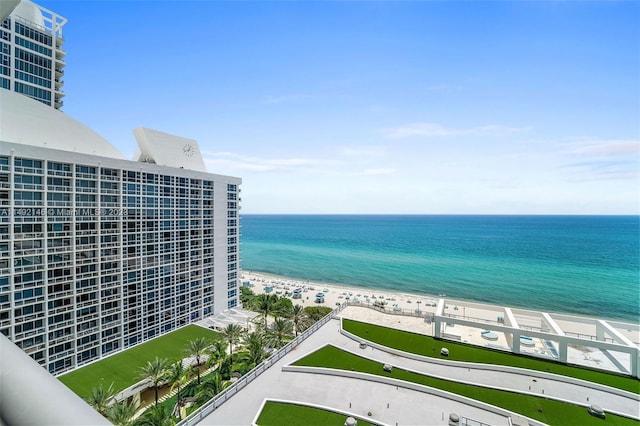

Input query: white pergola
[197,308,260,330]
[433,299,640,378]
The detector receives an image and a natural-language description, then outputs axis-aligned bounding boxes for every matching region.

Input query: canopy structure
[133,127,207,172]
[197,308,260,330]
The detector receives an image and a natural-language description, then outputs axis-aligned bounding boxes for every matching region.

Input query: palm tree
[274,297,293,318]
[255,293,278,326]
[219,355,233,380]
[194,372,225,406]
[134,404,175,426]
[206,339,228,371]
[239,286,256,308]
[185,337,210,384]
[105,399,138,426]
[85,382,116,415]
[242,331,267,367]
[265,317,294,349]
[166,361,189,417]
[291,304,311,337]
[139,356,169,406]
[221,323,243,372]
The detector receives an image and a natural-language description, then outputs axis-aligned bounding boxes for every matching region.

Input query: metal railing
[342,300,430,318]
[178,303,349,425]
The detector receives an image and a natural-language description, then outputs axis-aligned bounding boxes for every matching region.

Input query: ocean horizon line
[241,213,640,217]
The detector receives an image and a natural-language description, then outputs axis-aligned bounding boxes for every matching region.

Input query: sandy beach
[242,270,441,315]
[241,270,639,375]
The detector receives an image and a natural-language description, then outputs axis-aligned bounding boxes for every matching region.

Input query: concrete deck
[198,308,640,425]
[199,318,509,426]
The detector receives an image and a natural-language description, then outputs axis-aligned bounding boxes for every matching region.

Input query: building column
[595,321,605,341]
[511,332,521,354]
[558,341,568,363]
[434,316,443,338]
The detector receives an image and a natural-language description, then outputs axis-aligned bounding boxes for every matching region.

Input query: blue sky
[40,0,639,214]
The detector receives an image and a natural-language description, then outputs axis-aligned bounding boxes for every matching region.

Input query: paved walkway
[199,318,509,425]
[338,328,639,417]
[198,313,639,425]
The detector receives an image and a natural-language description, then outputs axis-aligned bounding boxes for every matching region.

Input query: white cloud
[566,140,640,156]
[561,160,638,181]
[202,151,331,173]
[560,139,640,181]
[357,168,396,176]
[202,145,398,179]
[382,122,531,139]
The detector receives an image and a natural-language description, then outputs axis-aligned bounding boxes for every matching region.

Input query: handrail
[178,304,348,425]
[341,300,430,318]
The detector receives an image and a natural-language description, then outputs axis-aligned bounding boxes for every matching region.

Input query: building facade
[1,0,66,109]
[0,90,242,375]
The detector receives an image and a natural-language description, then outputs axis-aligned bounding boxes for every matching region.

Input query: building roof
[6,0,67,37]
[11,0,45,27]
[0,0,20,21]
[133,127,207,172]
[0,89,126,159]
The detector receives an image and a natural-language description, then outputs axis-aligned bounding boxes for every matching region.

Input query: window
[14,82,51,105]
[76,165,96,175]
[14,175,42,185]
[14,191,42,201]
[14,223,42,233]
[14,158,42,169]
[15,22,52,46]
[15,36,52,56]
[47,177,70,187]
[76,180,96,189]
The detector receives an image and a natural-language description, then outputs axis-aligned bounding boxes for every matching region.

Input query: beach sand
[241,270,638,374]
[243,270,440,316]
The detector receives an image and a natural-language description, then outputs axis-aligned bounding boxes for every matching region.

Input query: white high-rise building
[1,0,67,109]
[0,89,242,374]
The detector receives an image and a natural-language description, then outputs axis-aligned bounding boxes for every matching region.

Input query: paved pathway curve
[199,317,639,425]
[336,326,639,418]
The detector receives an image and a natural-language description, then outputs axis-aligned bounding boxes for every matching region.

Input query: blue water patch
[240,215,639,322]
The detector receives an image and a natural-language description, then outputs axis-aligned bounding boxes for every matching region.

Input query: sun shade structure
[198,308,260,330]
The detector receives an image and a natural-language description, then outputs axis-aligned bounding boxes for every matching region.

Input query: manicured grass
[295,345,637,426]
[58,325,220,398]
[343,319,640,394]
[256,401,378,426]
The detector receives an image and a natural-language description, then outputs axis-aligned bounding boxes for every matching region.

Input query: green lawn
[343,319,640,394]
[256,401,378,426]
[58,325,220,398]
[294,345,637,426]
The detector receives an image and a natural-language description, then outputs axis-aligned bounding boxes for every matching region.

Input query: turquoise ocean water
[240,215,639,322]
